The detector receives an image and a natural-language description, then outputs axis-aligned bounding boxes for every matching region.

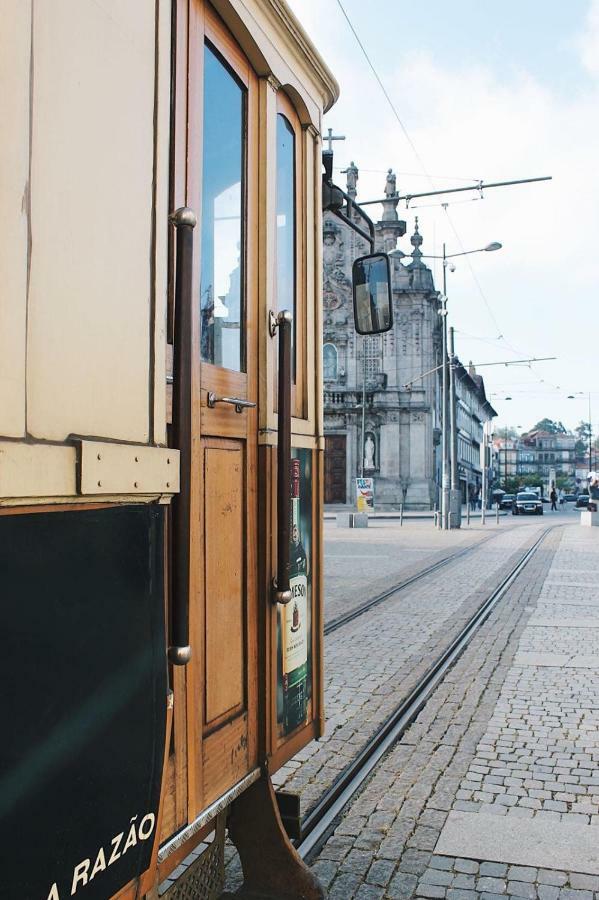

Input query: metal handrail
[168,207,196,666]
[272,310,293,605]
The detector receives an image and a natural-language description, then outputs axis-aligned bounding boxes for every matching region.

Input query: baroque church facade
[323,166,444,510]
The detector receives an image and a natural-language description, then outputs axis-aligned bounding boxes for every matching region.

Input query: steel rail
[299,526,556,860]
[325,533,498,635]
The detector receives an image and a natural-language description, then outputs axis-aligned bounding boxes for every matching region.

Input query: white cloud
[579,0,599,77]
[288,0,599,432]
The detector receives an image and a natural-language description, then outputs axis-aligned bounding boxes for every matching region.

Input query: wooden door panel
[202,714,249,807]
[181,1,259,818]
[204,440,245,727]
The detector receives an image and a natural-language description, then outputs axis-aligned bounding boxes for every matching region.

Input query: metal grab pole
[273,310,293,605]
[169,207,196,666]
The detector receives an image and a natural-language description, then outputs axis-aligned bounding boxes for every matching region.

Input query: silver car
[512,491,543,515]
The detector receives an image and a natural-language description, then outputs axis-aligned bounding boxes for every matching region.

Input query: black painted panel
[0,505,167,900]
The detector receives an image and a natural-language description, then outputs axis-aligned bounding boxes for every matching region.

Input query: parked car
[576,494,590,508]
[563,494,577,503]
[499,493,515,509]
[512,492,544,515]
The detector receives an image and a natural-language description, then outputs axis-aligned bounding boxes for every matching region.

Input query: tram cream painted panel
[26,0,156,443]
[153,0,172,447]
[0,1,30,437]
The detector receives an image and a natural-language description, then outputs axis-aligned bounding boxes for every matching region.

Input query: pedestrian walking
[550,487,558,511]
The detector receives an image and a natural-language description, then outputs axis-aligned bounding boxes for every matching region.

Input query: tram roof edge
[269,0,340,111]
[221,0,340,113]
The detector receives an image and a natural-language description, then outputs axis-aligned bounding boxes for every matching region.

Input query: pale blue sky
[288,0,599,435]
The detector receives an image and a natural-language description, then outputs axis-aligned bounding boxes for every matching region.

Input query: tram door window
[188,13,259,812]
[275,92,306,418]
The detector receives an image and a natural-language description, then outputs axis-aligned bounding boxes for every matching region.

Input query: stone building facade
[494,431,576,488]
[323,165,496,510]
[453,359,496,503]
[323,168,443,509]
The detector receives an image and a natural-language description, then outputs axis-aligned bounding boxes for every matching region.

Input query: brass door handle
[207,393,256,413]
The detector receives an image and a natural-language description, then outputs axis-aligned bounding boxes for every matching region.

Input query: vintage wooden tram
[1,2,391,897]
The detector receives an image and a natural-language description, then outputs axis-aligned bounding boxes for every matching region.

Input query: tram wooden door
[187,6,259,813]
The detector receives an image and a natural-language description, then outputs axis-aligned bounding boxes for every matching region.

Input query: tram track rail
[298,525,557,860]
[325,531,499,635]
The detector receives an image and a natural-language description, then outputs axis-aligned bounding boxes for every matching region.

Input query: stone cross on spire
[324,127,345,152]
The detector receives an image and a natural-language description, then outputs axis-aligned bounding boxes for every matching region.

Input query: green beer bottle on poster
[283,458,308,733]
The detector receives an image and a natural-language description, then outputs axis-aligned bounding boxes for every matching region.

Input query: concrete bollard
[495,502,499,524]
[400,504,404,527]
[466,504,471,526]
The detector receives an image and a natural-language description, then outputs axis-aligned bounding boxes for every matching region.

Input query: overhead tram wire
[334,0,431,179]
[333,0,550,349]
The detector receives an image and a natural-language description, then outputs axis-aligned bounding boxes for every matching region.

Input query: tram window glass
[200,43,246,372]
[275,112,296,376]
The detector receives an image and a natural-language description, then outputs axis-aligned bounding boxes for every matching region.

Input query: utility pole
[589,393,593,475]
[449,326,461,528]
[440,245,450,529]
[481,422,487,525]
[360,337,367,478]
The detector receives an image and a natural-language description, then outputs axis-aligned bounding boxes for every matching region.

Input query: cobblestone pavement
[272,520,553,816]
[324,521,494,625]
[310,523,599,899]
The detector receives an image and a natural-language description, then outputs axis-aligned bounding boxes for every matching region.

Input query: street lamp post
[422,241,502,529]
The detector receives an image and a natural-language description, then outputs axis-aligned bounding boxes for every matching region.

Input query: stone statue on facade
[384,168,397,198]
[364,434,375,470]
[342,160,359,199]
[381,168,400,226]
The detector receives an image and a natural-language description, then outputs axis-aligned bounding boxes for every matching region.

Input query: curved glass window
[200,43,245,371]
[323,343,338,381]
[276,113,296,373]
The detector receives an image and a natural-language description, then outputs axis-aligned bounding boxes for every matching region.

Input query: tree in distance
[530,418,568,434]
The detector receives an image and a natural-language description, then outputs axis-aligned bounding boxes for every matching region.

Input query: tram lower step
[158,816,225,900]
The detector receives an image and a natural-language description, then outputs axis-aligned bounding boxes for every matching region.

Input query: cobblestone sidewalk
[309,525,599,898]
[273,524,550,818]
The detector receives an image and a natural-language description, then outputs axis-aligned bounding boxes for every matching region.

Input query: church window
[323,343,338,381]
[362,335,382,379]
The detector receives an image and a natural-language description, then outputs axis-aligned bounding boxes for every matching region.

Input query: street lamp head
[484,242,502,252]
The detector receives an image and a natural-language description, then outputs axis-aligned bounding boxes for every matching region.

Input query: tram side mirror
[352,253,393,335]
